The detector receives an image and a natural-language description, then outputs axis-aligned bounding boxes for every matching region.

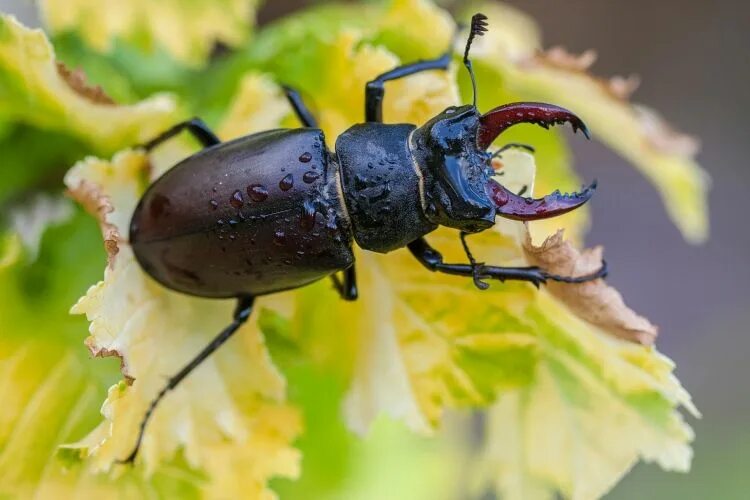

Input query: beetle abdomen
[130,129,353,298]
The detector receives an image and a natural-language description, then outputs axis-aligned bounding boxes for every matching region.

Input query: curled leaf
[0,15,178,153]
[523,230,658,345]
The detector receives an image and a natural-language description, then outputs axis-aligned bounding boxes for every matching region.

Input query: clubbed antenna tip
[464,13,488,107]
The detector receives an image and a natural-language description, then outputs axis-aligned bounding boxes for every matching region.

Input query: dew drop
[229,190,244,208]
[279,174,294,191]
[273,230,286,246]
[300,200,316,231]
[247,184,269,202]
[303,171,320,183]
[299,152,312,163]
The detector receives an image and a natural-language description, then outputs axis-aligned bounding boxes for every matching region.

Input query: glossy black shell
[130,129,354,298]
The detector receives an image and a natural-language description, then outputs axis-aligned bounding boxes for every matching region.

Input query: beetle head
[411,104,495,232]
[409,13,597,232]
[411,102,596,232]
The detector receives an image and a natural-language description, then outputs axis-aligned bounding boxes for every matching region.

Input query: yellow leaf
[477,293,697,500]
[0,15,178,153]
[63,150,301,497]
[218,73,290,141]
[308,31,460,138]
[340,150,695,499]
[38,0,260,66]
[523,229,658,345]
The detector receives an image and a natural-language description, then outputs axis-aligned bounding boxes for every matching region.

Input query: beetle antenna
[464,13,488,108]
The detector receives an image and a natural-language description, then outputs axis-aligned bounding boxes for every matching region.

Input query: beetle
[121,14,606,463]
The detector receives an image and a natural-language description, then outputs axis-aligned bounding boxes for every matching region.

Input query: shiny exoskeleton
[120,14,607,464]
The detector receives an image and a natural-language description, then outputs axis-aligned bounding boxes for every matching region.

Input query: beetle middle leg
[140,117,221,151]
[407,237,607,288]
[282,85,359,299]
[330,265,358,301]
[118,295,255,465]
[283,85,319,128]
[365,51,452,123]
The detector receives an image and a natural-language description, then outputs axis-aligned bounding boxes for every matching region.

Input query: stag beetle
[121,14,606,463]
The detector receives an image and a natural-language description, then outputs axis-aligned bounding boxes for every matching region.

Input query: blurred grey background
[3,0,747,497]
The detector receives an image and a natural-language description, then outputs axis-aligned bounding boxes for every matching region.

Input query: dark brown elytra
[120,13,607,465]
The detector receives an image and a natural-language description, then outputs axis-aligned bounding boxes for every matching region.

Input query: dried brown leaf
[56,62,115,105]
[523,229,658,345]
[66,178,120,266]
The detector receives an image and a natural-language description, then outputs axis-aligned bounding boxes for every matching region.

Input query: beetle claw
[477,102,590,149]
[486,178,597,221]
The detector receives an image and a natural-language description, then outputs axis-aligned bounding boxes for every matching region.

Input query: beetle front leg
[365,51,452,123]
[407,237,607,288]
[331,265,358,301]
[141,117,221,151]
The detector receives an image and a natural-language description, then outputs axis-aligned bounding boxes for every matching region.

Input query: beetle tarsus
[459,231,489,289]
[116,296,255,466]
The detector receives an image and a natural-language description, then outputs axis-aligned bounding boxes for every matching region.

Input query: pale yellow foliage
[39,0,258,65]
[0,15,178,152]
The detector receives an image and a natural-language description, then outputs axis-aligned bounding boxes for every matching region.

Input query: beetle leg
[365,51,452,123]
[117,295,255,465]
[407,237,607,288]
[459,231,489,290]
[140,117,221,151]
[490,143,536,160]
[282,85,319,128]
[331,265,358,301]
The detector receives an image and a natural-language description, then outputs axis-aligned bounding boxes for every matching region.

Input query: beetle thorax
[335,123,437,253]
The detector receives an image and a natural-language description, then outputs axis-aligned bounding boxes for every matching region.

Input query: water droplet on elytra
[247,184,268,202]
[300,200,316,231]
[299,152,312,163]
[279,174,294,191]
[273,230,286,246]
[230,190,244,208]
[303,171,320,183]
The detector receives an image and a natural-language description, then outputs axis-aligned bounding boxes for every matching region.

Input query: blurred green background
[1,0,747,498]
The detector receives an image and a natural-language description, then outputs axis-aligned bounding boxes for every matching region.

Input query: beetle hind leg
[117,295,255,465]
